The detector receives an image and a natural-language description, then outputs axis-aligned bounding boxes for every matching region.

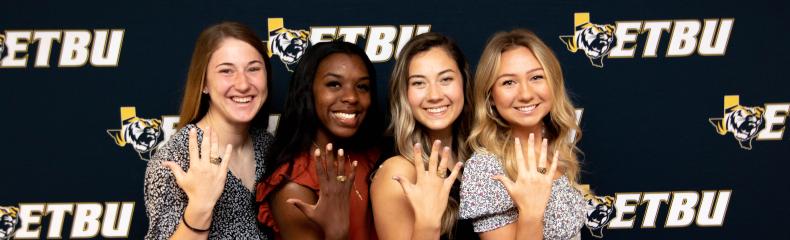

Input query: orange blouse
[256,149,379,240]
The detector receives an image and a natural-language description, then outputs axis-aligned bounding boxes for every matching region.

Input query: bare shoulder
[372,156,417,182]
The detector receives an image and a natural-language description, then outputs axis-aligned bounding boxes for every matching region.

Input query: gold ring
[210,156,222,165]
[437,170,448,178]
[336,175,347,182]
[537,167,547,174]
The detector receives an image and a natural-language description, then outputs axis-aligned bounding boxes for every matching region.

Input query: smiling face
[491,46,553,133]
[203,38,268,126]
[406,47,464,133]
[313,53,371,139]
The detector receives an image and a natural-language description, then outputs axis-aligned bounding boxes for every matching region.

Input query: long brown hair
[177,22,272,129]
[468,29,584,190]
[388,32,473,237]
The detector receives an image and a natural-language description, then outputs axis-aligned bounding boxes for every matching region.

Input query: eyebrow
[323,72,370,82]
[496,67,544,80]
[408,69,456,80]
[214,60,263,69]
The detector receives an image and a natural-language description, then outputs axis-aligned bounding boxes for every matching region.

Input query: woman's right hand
[286,143,357,240]
[492,133,558,221]
[163,127,233,223]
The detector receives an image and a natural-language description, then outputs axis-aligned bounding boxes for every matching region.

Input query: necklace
[313,142,364,201]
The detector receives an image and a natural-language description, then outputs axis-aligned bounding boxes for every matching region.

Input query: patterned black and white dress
[144,124,273,240]
[459,151,586,240]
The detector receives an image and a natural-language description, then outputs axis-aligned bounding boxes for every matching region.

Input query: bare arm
[371,157,422,240]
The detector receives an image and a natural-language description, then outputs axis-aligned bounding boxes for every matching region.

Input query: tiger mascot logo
[0,206,19,240]
[709,95,765,150]
[0,33,7,62]
[107,107,164,161]
[584,194,616,238]
[267,18,310,72]
[560,12,617,68]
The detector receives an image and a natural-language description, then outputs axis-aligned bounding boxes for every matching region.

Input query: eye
[501,79,516,86]
[357,82,370,92]
[247,66,262,72]
[219,68,234,75]
[440,77,454,85]
[326,80,341,89]
[409,80,426,88]
[530,75,545,81]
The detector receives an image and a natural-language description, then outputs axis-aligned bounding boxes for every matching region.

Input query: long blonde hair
[388,32,473,237]
[467,29,583,189]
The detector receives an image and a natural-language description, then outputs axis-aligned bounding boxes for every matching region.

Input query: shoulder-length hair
[176,22,272,129]
[265,40,383,180]
[468,29,583,188]
[387,32,472,237]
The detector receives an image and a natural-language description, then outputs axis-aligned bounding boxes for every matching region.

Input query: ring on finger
[537,167,547,174]
[336,175,347,182]
[210,156,222,165]
[437,170,448,178]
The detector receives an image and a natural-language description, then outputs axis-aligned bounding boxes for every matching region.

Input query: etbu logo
[264,18,431,71]
[559,12,734,67]
[0,29,124,68]
[708,95,789,150]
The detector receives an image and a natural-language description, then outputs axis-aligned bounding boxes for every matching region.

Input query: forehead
[208,38,263,65]
[498,46,542,72]
[316,53,369,77]
[408,47,459,73]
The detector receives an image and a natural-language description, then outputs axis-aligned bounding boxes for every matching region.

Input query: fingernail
[352,161,358,167]
[435,139,441,145]
[338,149,344,156]
[444,146,450,152]
[327,143,333,150]
[415,143,421,148]
[392,176,400,181]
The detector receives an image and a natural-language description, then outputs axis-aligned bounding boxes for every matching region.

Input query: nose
[426,83,443,103]
[234,71,252,92]
[517,80,534,102]
[341,86,359,105]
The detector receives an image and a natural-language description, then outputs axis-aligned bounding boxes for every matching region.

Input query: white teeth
[333,112,356,120]
[516,104,537,112]
[232,96,252,103]
[426,106,448,113]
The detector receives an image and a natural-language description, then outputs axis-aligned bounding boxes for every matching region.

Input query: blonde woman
[371,33,478,240]
[459,29,586,240]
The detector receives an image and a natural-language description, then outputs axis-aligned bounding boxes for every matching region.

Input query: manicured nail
[352,161,358,167]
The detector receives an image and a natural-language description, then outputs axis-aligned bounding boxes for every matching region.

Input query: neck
[427,127,455,163]
[196,110,250,150]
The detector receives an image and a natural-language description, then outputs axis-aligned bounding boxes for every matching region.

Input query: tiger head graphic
[107,107,164,160]
[0,206,19,240]
[269,27,310,72]
[560,13,617,68]
[584,194,616,238]
[709,98,765,150]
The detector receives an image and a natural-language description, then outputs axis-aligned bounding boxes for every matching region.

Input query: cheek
[491,87,511,108]
[447,83,465,105]
[406,88,424,109]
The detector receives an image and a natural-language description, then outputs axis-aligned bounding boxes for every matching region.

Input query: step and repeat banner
[1,0,787,239]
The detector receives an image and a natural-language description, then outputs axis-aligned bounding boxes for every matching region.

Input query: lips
[331,111,360,126]
[425,105,448,114]
[515,103,539,113]
[231,96,253,104]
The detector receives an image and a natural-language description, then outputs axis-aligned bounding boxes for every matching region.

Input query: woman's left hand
[286,143,357,240]
[393,140,463,232]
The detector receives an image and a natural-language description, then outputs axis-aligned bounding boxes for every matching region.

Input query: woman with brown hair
[459,29,587,240]
[143,22,274,239]
[371,32,477,240]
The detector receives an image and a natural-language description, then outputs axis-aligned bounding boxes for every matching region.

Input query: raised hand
[393,140,463,234]
[163,127,233,226]
[286,143,357,240]
[492,133,558,220]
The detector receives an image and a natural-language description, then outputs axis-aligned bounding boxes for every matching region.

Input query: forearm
[515,214,543,240]
[169,203,213,240]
